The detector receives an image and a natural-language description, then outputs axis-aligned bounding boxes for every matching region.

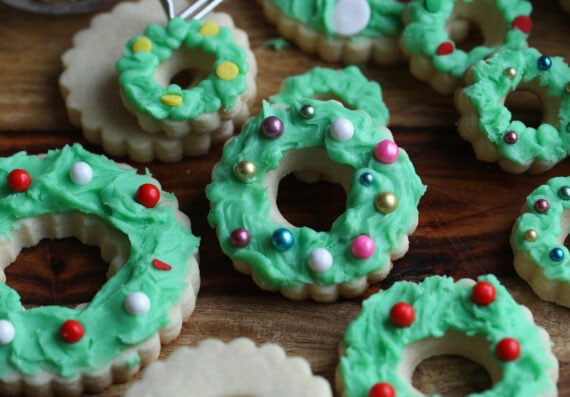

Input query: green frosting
[402,0,532,79]
[268,0,407,38]
[116,17,249,121]
[462,47,570,168]
[339,275,557,397]
[0,145,199,379]
[270,66,389,127]
[512,176,570,282]
[206,99,425,290]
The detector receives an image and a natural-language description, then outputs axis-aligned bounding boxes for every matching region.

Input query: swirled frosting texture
[268,0,407,38]
[512,176,570,282]
[402,0,532,79]
[206,99,425,290]
[0,144,199,379]
[116,17,249,120]
[339,275,557,396]
[461,47,570,168]
[270,66,389,127]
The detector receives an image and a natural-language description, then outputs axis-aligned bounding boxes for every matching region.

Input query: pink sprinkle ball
[374,140,399,164]
[351,235,375,259]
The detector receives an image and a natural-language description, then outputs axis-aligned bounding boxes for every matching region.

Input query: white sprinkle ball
[69,162,93,185]
[124,292,151,315]
[0,320,15,345]
[330,118,355,141]
[308,248,333,273]
[332,0,371,36]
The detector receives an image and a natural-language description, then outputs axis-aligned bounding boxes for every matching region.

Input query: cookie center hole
[2,212,129,308]
[155,46,217,89]
[412,355,493,396]
[504,90,543,130]
[401,331,500,396]
[267,148,351,231]
[502,79,561,130]
[447,0,507,50]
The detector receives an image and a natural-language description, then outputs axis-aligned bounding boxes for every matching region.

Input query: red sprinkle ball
[369,382,396,397]
[471,281,496,306]
[512,15,533,34]
[436,41,454,56]
[7,169,31,192]
[495,337,521,361]
[534,198,549,213]
[136,184,160,208]
[389,302,415,327]
[152,258,172,271]
[59,319,84,344]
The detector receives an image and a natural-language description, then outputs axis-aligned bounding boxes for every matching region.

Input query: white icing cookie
[60,0,257,162]
[124,338,332,397]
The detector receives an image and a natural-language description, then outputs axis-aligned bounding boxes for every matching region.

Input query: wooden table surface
[0,0,569,395]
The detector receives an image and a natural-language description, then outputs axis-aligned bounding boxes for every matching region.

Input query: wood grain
[0,0,569,395]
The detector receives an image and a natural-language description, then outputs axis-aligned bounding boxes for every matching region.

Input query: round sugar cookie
[455,47,570,174]
[336,275,558,397]
[125,338,332,397]
[401,0,532,94]
[258,0,407,65]
[206,98,426,302]
[511,176,570,307]
[0,144,200,396]
[60,0,257,162]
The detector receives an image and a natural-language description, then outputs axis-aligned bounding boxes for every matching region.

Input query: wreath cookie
[258,0,407,65]
[336,275,558,397]
[401,0,533,95]
[125,338,332,397]
[456,47,570,174]
[511,176,570,307]
[60,0,257,162]
[270,66,390,127]
[0,145,200,396]
[206,99,426,302]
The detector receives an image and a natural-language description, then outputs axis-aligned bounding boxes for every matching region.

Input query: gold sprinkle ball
[216,61,239,81]
[133,37,152,53]
[374,192,398,214]
[524,229,538,242]
[504,67,517,79]
[234,160,256,182]
[200,22,220,36]
[160,94,183,107]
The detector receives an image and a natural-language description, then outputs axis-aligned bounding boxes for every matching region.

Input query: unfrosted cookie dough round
[401,0,532,94]
[258,0,407,65]
[336,275,558,397]
[206,98,425,302]
[511,176,570,307]
[455,47,570,174]
[0,144,200,396]
[125,338,332,397]
[60,0,257,162]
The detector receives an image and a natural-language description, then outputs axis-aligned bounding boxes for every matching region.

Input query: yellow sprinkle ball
[161,94,183,107]
[216,61,239,81]
[200,22,220,36]
[133,37,152,53]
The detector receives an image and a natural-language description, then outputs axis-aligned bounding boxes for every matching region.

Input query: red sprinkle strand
[369,382,396,397]
[152,258,172,271]
[512,16,533,34]
[59,319,84,344]
[471,281,496,306]
[436,41,454,56]
[7,169,31,192]
[496,338,521,361]
[136,184,160,208]
[389,302,415,327]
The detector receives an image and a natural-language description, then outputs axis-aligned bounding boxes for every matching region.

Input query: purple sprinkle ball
[261,116,284,139]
